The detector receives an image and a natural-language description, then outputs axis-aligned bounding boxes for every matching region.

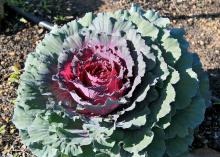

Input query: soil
[0,0,220,156]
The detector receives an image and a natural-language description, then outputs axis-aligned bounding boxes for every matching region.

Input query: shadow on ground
[167,12,220,20]
[188,148,220,157]
[0,0,104,35]
[208,69,220,99]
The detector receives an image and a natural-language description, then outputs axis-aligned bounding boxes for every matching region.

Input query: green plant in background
[8,64,22,83]
[13,4,210,157]
[7,0,26,7]
[0,0,4,24]
[39,0,51,14]
[54,15,65,23]
[212,96,220,105]
[0,125,6,135]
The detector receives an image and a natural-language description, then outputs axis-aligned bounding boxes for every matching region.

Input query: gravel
[0,0,219,156]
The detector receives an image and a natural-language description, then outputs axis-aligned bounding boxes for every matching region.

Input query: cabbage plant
[13,4,210,157]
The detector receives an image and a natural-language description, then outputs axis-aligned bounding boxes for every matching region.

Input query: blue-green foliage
[13,4,210,157]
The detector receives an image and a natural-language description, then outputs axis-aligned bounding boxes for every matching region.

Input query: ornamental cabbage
[13,4,210,157]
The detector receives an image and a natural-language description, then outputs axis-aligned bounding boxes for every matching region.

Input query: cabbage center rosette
[52,32,133,116]
[13,4,210,157]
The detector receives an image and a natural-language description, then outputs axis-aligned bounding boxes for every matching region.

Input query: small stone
[21,145,27,150]
[65,16,74,20]
[37,28,44,34]
[14,36,20,41]
[8,51,16,56]
[199,41,204,46]
[187,19,193,25]
[214,50,219,54]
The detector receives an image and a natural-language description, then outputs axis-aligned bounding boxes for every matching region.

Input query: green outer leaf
[173,68,199,110]
[137,19,159,40]
[143,9,170,27]
[165,129,193,157]
[123,131,154,154]
[156,83,175,120]
[90,13,114,34]
[28,115,51,142]
[142,127,166,157]
[13,106,34,130]
[162,34,181,65]
[117,115,147,129]
[165,95,206,138]
[31,145,59,157]
[192,53,210,107]
[78,12,93,27]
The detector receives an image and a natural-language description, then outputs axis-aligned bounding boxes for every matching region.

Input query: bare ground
[0,0,220,156]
